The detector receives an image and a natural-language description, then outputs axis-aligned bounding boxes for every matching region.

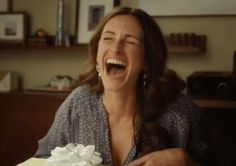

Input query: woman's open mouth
[105,58,127,77]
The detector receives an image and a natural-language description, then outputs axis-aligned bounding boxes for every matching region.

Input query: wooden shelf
[167,46,203,54]
[1,33,207,54]
[165,33,207,54]
[0,35,84,50]
[0,45,88,51]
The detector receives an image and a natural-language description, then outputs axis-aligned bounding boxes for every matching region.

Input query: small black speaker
[187,71,236,99]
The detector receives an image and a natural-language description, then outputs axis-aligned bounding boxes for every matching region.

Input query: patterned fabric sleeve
[178,97,210,163]
[159,95,215,165]
[180,97,217,165]
[34,89,79,158]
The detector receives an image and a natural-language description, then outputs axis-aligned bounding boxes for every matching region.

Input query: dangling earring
[143,72,148,90]
[96,64,101,79]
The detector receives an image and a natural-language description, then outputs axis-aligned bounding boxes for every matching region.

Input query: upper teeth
[106,58,126,66]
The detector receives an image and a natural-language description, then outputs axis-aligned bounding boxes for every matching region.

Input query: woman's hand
[128,148,198,166]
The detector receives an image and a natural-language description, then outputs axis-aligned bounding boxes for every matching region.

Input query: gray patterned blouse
[35,85,209,165]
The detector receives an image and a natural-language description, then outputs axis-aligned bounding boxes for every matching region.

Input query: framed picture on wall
[0,12,28,46]
[75,0,120,44]
[0,0,11,12]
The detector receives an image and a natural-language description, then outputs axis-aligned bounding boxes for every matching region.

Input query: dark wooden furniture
[194,98,236,166]
[1,91,235,166]
[0,91,68,166]
[195,98,236,109]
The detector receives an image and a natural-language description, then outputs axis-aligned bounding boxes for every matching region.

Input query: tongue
[107,64,125,77]
[109,68,125,76]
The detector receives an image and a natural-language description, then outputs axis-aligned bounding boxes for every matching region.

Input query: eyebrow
[103,30,141,41]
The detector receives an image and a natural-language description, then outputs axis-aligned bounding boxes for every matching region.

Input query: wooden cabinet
[194,98,236,166]
[0,91,68,166]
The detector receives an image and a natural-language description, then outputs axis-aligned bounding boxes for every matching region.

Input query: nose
[110,39,123,54]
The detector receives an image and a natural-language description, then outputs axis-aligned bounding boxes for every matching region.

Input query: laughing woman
[35,7,214,166]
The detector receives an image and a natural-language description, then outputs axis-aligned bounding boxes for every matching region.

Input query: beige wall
[160,16,236,78]
[0,0,235,89]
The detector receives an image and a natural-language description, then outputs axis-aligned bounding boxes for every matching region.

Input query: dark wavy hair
[79,7,186,157]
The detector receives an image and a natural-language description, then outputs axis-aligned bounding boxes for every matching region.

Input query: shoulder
[69,85,98,100]
[159,95,203,145]
[57,85,101,118]
[175,95,200,113]
[64,85,100,106]
[171,95,203,125]
[162,95,201,123]
[159,95,208,157]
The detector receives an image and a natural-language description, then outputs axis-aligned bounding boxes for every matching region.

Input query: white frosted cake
[17,144,103,166]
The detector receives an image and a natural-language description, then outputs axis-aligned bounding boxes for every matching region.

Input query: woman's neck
[102,88,138,120]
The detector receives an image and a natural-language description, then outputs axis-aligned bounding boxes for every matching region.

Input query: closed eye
[103,37,113,40]
[125,40,138,45]
[125,36,140,45]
